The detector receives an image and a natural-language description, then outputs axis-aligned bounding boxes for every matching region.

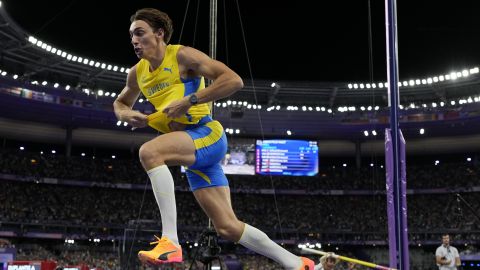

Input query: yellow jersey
[135,44,211,133]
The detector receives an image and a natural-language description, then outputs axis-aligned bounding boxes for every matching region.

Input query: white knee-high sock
[238,224,302,269]
[147,165,179,246]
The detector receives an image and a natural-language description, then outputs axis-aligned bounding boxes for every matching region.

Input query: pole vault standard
[385,0,409,269]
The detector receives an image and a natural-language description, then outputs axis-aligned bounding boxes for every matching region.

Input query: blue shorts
[184,118,228,191]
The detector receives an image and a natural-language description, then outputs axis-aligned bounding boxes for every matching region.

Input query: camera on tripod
[189,227,223,270]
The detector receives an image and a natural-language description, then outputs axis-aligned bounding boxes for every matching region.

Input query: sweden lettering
[147,82,170,96]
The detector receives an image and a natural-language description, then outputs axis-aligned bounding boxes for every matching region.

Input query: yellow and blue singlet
[136,44,228,191]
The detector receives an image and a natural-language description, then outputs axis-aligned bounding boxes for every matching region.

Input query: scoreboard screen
[255,139,318,176]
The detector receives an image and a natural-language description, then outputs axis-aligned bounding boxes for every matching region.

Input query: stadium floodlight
[28,36,37,43]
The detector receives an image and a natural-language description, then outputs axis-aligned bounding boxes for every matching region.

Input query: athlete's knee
[214,220,243,241]
[139,142,165,168]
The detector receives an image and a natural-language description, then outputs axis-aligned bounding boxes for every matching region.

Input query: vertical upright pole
[385,0,409,269]
[208,0,218,112]
[207,1,218,269]
[209,0,217,61]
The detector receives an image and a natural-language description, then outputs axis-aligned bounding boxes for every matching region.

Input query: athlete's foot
[138,235,183,265]
[298,256,315,270]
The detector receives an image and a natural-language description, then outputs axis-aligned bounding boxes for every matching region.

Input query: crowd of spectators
[1,148,479,190]
[1,180,478,241]
[1,147,479,269]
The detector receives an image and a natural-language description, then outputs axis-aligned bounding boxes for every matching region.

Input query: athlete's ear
[155,28,164,37]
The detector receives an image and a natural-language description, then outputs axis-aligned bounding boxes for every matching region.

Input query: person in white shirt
[436,234,461,270]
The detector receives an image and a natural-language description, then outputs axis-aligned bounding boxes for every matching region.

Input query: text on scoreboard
[255,139,318,176]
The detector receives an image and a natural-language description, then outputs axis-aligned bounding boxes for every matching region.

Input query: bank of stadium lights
[297,243,322,249]
[27,36,130,74]
[65,239,75,244]
[363,130,378,137]
[347,67,479,89]
[419,128,425,135]
[115,120,129,127]
[225,128,240,135]
[215,100,262,110]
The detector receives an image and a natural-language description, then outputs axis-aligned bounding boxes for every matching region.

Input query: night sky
[3,0,480,82]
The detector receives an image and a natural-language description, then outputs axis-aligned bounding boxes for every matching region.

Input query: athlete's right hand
[124,110,148,128]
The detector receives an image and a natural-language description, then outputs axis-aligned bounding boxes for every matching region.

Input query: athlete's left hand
[163,97,191,119]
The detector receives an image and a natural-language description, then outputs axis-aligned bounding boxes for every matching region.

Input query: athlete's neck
[147,43,167,71]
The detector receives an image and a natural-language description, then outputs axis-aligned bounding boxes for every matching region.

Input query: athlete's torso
[136,44,211,133]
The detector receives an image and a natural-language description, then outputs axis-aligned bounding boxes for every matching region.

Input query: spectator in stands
[314,253,338,270]
[436,234,461,270]
[314,253,356,270]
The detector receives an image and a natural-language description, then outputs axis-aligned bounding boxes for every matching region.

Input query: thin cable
[366,0,382,224]
[33,0,77,35]
[222,0,230,66]
[367,0,380,190]
[367,0,375,83]
[192,0,201,47]
[233,0,286,241]
[177,0,192,44]
[125,174,150,270]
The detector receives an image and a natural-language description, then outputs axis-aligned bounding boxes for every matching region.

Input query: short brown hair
[130,8,174,44]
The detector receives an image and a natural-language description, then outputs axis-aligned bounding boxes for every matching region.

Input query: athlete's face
[129,20,161,59]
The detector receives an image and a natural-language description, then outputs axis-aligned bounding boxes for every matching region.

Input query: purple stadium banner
[385,128,410,269]
[399,130,410,269]
[385,129,397,268]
